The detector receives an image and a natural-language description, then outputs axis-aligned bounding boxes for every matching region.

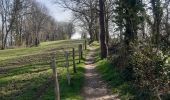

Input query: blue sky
[37,0,72,22]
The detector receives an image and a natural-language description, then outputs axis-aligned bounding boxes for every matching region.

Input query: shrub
[132,46,169,100]
[109,42,170,99]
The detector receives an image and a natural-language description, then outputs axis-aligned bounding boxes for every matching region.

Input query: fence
[0,39,87,100]
[50,43,86,100]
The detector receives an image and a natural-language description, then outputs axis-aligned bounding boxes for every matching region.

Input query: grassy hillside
[0,40,86,100]
[0,39,85,61]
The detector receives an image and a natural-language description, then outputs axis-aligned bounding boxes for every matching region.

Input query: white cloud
[36,0,72,22]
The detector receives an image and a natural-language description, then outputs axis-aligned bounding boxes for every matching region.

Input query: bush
[132,46,169,100]
[109,42,170,99]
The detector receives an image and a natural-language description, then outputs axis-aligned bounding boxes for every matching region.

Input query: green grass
[92,44,135,100]
[0,62,85,100]
[89,41,100,48]
[40,63,85,100]
[0,39,85,61]
[96,60,135,100]
[0,63,52,100]
[0,39,85,67]
[0,39,86,100]
[92,42,170,100]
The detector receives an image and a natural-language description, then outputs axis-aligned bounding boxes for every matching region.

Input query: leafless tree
[56,0,100,43]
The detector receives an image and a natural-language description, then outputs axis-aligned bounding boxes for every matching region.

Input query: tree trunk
[119,27,123,42]
[1,15,5,50]
[151,0,162,47]
[88,27,94,44]
[10,30,13,46]
[99,0,107,59]
[105,20,109,46]
[104,3,109,46]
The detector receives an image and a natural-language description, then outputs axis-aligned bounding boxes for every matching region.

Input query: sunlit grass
[96,60,135,100]
[93,45,135,100]
[0,63,52,100]
[0,39,85,61]
[0,62,85,100]
[40,63,85,100]
[0,39,86,100]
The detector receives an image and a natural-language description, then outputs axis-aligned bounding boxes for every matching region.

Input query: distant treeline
[0,0,75,49]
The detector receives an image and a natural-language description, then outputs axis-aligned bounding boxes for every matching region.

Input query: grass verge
[96,60,135,100]
[91,42,135,99]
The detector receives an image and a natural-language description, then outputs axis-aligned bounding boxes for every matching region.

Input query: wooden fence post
[78,44,83,63]
[72,48,77,73]
[65,51,71,85]
[51,54,60,100]
[80,44,83,59]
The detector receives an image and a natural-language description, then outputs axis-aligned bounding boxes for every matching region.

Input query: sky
[36,0,72,22]
[36,0,81,39]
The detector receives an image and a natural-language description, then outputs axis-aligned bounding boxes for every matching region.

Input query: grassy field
[0,39,85,61]
[0,39,86,100]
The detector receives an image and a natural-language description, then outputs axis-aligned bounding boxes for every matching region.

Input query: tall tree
[99,0,107,59]
[115,0,144,50]
[151,0,163,47]
[0,0,13,49]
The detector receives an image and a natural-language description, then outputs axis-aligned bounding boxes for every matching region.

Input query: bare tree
[24,1,48,46]
[0,0,17,49]
[56,0,100,43]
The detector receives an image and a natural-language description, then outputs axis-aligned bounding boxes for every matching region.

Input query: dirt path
[81,47,119,100]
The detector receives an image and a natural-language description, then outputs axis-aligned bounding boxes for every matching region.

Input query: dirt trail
[81,47,119,100]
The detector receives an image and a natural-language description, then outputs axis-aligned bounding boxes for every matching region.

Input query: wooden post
[51,54,60,100]
[72,48,77,73]
[65,51,70,85]
[78,44,83,63]
[80,44,83,59]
